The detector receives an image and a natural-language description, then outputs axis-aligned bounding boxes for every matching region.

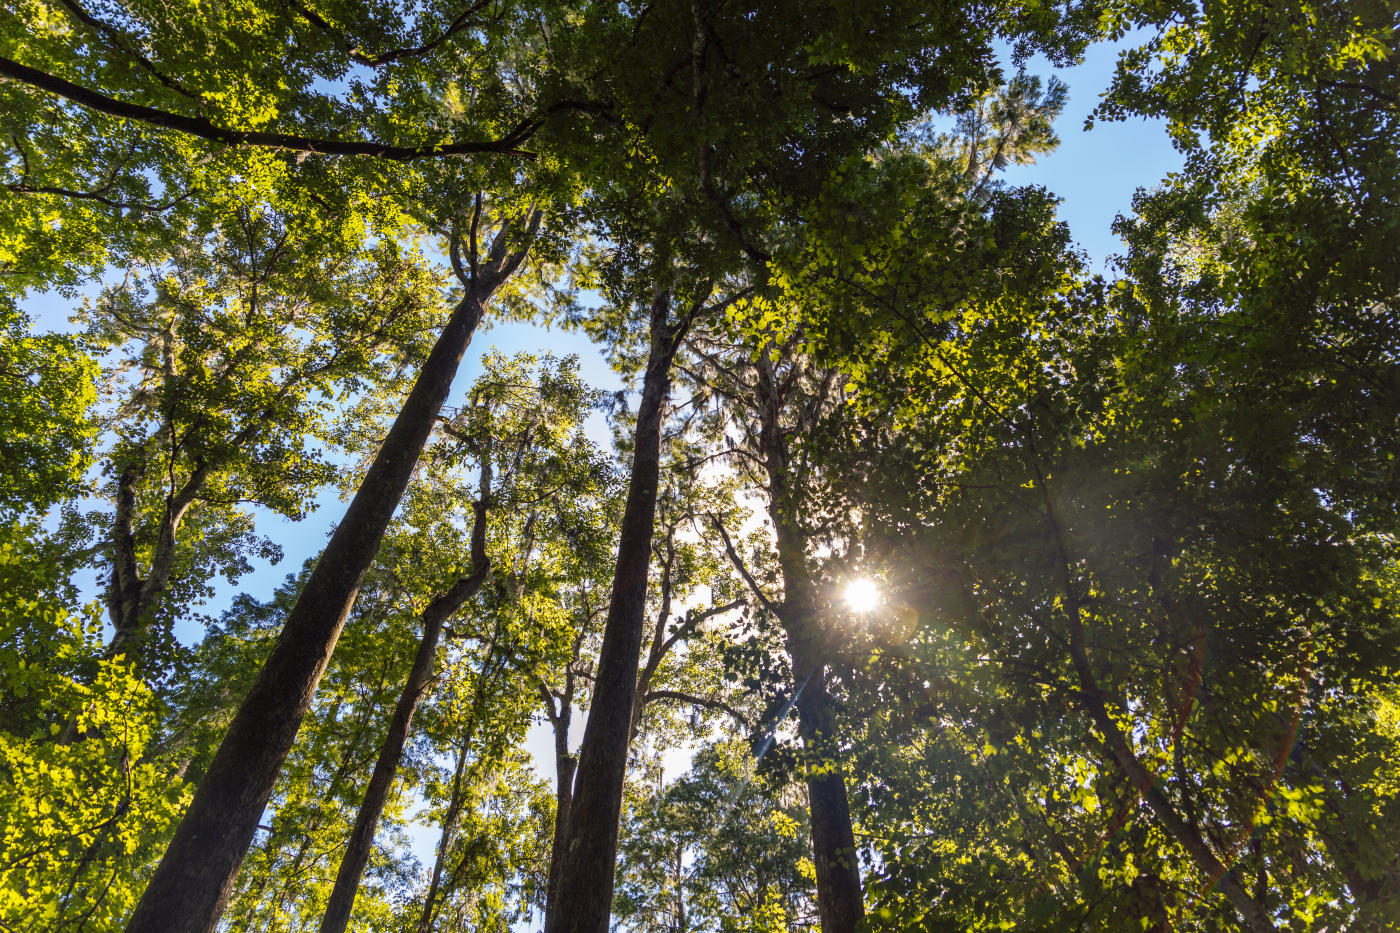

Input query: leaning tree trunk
[124,214,539,933]
[318,473,491,933]
[545,287,682,933]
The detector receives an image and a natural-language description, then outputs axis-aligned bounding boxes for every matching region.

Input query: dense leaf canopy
[2,0,1396,931]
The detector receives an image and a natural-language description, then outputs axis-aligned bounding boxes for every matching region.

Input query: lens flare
[844,578,880,613]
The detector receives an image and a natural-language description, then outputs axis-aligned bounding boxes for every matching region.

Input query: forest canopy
[1,0,1397,931]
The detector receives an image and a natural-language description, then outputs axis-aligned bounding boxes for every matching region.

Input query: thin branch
[4,180,192,212]
[706,513,779,617]
[55,0,200,101]
[659,597,744,658]
[289,0,497,68]
[642,689,750,729]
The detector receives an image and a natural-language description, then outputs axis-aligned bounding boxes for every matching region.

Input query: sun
[844,578,881,613]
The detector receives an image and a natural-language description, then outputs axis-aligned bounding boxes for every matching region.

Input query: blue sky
[1004,35,1184,272]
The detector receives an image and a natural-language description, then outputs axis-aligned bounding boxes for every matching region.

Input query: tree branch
[642,689,749,729]
[289,0,495,69]
[707,513,779,617]
[0,55,542,161]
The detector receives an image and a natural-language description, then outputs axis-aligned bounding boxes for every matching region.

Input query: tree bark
[123,213,538,933]
[545,720,576,921]
[105,458,207,662]
[317,471,491,933]
[545,286,685,933]
[541,600,589,921]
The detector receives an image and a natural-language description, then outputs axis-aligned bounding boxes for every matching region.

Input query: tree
[13,1,1399,930]
[536,438,748,922]
[544,0,1098,918]
[76,207,442,670]
[678,321,868,931]
[320,351,607,933]
[814,191,1400,929]
[124,200,544,933]
[0,300,95,519]
[0,526,188,932]
[614,741,818,933]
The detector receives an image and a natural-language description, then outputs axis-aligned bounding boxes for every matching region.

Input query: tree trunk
[545,736,576,921]
[124,214,537,933]
[777,577,865,933]
[754,347,865,933]
[541,614,583,921]
[318,482,491,933]
[545,287,680,933]
[418,732,474,933]
[793,663,864,933]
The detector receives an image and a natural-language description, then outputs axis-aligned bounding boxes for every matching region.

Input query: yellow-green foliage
[0,529,188,931]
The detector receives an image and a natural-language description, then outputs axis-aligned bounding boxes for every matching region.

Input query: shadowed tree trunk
[124,209,541,933]
[317,458,493,933]
[791,652,864,933]
[754,349,865,933]
[544,693,577,920]
[545,283,702,933]
[770,557,864,933]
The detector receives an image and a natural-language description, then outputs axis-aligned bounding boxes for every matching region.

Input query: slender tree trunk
[674,842,687,933]
[124,215,537,933]
[541,613,584,920]
[545,727,576,920]
[318,483,491,933]
[546,287,682,933]
[419,735,473,933]
[1074,663,1278,932]
[793,661,864,933]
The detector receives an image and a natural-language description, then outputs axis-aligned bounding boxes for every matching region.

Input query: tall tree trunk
[755,348,865,933]
[124,213,539,933]
[775,565,865,933]
[318,474,491,933]
[792,659,864,933]
[540,607,586,920]
[545,286,685,933]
